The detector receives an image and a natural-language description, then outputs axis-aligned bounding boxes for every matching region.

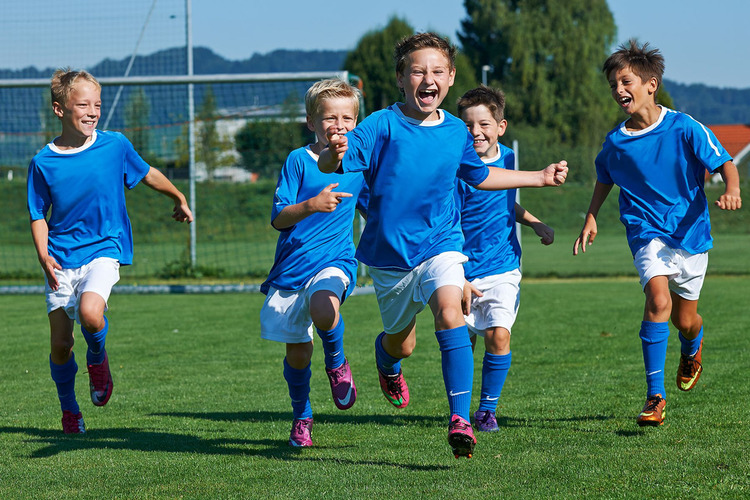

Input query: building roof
[708,124,750,164]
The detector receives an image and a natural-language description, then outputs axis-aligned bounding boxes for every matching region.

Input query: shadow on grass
[150,409,444,426]
[0,425,449,470]
[496,413,623,433]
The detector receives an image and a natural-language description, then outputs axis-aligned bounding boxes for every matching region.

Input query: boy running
[27,69,193,433]
[455,86,554,433]
[573,41,741,426]
[319,33,567,458]
[260,79,367,447]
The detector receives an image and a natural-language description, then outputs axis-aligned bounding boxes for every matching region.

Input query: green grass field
[1,277,748,499]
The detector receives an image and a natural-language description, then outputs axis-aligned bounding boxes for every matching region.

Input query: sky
[2,0,748,89]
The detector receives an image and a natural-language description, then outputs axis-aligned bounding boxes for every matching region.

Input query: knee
[485,328,510,354]
[672,311,702,334]
[286,342,313,369]
[645,292,671,317]
[50,337,74,359]
[78,307,104,333]
[434,305,464,331]
[310,308,337,331]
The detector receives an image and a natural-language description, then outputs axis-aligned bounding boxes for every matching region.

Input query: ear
[52,101,64,119]
[306,114,315,132]
[648,77,659,95]
[497,119,508,137]
[395,70,404,93]
[448,67,456,87]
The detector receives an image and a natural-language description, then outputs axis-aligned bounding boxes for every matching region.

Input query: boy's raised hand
[462,279,483,316]
[40,254,62,291]
[543,160,568,186]
[573,214,598,255]
[326,125,349,162]
[310,183,353,213]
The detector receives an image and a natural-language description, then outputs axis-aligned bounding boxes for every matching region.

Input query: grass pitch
[1,277,748,499]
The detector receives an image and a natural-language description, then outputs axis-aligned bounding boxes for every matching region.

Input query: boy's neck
[625,103,662,131]
[397,103,441,122]
[54,131,95,150]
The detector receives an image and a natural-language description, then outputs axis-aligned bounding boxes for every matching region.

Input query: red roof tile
[708,124,750,159]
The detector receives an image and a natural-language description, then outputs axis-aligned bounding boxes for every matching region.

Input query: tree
[124,88,151,159]
[345,16,479,115]
[235,91,311,180]
[458,0,619,146]
[197,86,234,179]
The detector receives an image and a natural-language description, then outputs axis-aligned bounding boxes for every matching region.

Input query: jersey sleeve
[26,158,51,221]
[341,113,380,174]
[118,133,152,189]
[270,152,303,230]
[685,117,733,173]
[355,177,369,216]
[594,143,614,185]
[456,130,490,186]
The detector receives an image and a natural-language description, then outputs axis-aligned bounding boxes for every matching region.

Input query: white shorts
[465,268,522,336]
[45,257,120,322]
[633,238,708,301]
[370,251,467,334]
[259,266,350,344]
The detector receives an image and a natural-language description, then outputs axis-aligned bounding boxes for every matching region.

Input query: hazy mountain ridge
[1,47,746,126]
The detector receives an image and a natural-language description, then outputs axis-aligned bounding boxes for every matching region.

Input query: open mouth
[618,96,632,107]
[418,89,438,104]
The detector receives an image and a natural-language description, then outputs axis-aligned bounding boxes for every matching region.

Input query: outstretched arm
[714,160,742,210]
[30,218,61,290]
[515,203,554,245]
[141,167,194,223]
[573,181,613,255]
[272,183,353,230]
[477,161,567,190]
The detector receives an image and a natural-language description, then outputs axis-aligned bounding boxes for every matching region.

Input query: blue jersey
[261,146,367,296]
[341,104,490,270]
[595,107,731,256]
[27,130,151,268]
[456,143,520,281]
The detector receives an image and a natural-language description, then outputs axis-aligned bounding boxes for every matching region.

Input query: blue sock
[316,317,345,370]
[50,354,80,414]
[81,316,108,365]
[375,331,401,375]
[639,321,670,397]
[436,326,473,421]
[478,351,512,412]
[679,326,703,356]
[283,358,312,420]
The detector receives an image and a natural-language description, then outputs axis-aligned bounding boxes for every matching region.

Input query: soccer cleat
[289,418,313,447]
[448,415,476,458]
[677,340,703,391]
[62,411,86,434]
[474,410,499,433]
[325,358,357,410]
[87,350,113,406]
[377,367,409,409]
[636,394,666,427]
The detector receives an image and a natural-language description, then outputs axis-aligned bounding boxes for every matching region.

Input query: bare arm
[318,129,348,174]
[715,160,742,210]
[476,161,568,190]
[573,181,614,255]
[30,218,61,290]
[272,183,353,230]
[141,167,194,223]
[515,203,554,245]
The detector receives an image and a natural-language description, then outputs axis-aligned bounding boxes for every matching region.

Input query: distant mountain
[664,79,750,125]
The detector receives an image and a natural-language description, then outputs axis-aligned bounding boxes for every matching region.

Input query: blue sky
[2,0,748,89]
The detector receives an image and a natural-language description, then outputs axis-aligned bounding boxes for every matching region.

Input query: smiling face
[396,48,455,121]
[307,96,358,154]
[461,104,507,159]
[608,65,658,117]
[53,79,101,147]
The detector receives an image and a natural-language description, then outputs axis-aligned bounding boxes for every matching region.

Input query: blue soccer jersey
[596,107,732,256]
[456,143,521,281]
[341,104,490,270]
[27,130,151,268]
[261,146,366,296]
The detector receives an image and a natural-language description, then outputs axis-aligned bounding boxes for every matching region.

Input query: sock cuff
[483,351,512,369]
[639,321,670,343]
[435,325,471,352]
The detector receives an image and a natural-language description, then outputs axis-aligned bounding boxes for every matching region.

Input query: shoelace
[386,375,404,395]
[643,396,663,411]
[680,355,701,376]
[329,364,347,384]
[450,418,470,432]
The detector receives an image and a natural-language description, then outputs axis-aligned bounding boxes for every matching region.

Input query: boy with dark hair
[320,32,567,457]
[27,69,193,433]
[456,86,554,433]
[574,40,741,426]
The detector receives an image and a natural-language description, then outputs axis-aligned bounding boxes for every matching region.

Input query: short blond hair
[50,68,101,106]
[305,78,361,119]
